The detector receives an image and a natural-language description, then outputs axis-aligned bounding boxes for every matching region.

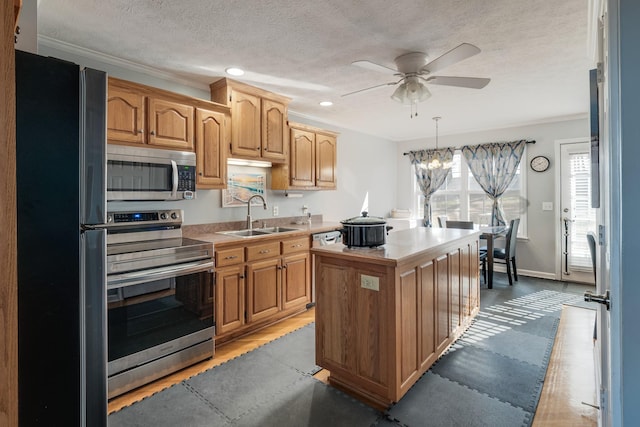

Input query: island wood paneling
[314,231,480,410]
[1,1,18,425]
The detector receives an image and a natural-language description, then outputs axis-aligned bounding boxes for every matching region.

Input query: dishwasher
[310,230,342,305]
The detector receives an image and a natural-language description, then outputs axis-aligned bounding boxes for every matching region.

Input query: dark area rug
[109,275,590,427]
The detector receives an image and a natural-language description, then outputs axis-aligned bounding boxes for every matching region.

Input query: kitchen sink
[254,226,300,233]
[218,229,271,237]
[218,226,300,238]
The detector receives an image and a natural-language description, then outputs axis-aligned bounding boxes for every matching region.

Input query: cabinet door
[230,89,261,157]
[107,86,145,145]
[195,108,227,188]
[147,97,195,151]
[246,258,281,323]
[290,128,315,187]
[435,254,451,354]
[282,252,310,310]
[419,260,437,371]
[215,265,245,335]
[315,133,337,189]
[261,99,287,162]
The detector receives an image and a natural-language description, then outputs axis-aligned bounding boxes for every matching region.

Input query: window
[413,150,527,236]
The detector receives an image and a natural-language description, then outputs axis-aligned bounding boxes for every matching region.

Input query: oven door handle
[107,259,214,289]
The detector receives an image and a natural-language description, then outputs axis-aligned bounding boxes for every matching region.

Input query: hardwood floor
[532,305,598,426]
[109,305,599,426]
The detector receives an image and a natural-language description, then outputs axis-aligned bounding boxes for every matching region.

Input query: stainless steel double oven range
[105,209,215,398]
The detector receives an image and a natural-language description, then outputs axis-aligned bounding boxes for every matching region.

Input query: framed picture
[222,169,267,207]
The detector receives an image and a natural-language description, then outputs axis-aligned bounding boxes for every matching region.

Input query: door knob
[584,290,610,310]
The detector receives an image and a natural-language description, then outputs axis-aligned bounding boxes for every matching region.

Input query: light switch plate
[542,202,553,211]
[361,274,379,291]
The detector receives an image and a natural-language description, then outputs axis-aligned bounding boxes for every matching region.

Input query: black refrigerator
[15,50,108,426]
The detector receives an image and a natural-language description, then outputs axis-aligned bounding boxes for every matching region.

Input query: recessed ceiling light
[225,67,245,76]
[319,101,333,107]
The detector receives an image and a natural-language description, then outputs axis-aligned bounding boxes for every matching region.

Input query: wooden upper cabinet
[210,78,290,162]
[229,89,261,156]
[271,122,338,190]
[107,86,146,145]
[315,133,337,189]
[147,97,194,150]
[290,128,315,187]
[195,107,228,189]
[261,99,287,161]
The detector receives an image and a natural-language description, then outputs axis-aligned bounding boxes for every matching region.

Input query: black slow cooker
[340,212,393,248]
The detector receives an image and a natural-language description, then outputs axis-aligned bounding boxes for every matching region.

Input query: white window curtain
[408,148,455,227]
[461,140,527,226]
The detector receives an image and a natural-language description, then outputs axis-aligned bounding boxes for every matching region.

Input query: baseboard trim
[491,265,556,281]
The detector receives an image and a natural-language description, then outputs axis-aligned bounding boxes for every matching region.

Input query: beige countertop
[185,220,343,247]
[310,227,480,265]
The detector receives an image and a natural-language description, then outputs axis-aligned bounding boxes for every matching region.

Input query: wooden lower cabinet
[314,235,479,409]
[215,264,245,335]
[246,257,281,323]
[214,235,311,344]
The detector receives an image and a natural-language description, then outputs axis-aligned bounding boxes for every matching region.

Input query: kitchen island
[312,227,481,409]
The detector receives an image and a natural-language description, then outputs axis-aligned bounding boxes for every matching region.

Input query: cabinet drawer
[216,247,245,267]
[281,237,310,254]
[246,241,280,261]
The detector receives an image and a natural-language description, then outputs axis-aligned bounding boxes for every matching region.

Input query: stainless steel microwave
[106,145,197,201]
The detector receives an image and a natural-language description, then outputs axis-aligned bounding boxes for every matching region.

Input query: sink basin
[255,226,300,233]
[217,226,300,238]
[218,229,271,237]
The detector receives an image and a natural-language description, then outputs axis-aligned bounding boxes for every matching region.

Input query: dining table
[478,225,509,289]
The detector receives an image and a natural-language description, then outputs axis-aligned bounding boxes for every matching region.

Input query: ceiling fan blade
[341,80,400,97]
[421,43,481,74]
[352,60,398,75]
[425,76,490,89]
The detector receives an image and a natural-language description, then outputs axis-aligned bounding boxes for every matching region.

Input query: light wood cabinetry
[214,234,310,344]
[195,107,228,189]
[271,122,338,190]
[314,231,479,409]
[209,78,290,163]
[215,247,246,335]
[107,77,231,188]
[107,79,195,151]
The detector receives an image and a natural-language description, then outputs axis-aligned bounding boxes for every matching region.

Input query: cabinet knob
[150,130,155,135]
[138,129,144,134]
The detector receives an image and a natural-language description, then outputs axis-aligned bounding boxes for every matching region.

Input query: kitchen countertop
[311,227,481,265]
[185,220,343,247]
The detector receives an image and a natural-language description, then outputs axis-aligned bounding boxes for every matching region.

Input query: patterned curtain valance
[461,140,526,226]
[408,148,455,227]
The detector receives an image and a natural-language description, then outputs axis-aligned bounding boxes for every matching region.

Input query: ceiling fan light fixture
[391,79,431,105]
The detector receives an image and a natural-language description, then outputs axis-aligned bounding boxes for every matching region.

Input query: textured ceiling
[36,0,593,141]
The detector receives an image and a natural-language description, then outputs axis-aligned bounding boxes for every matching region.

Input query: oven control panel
[107,209,183,227]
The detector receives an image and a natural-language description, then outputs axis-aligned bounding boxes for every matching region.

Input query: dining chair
[482,218,520,286]
[446,220,488,284]
[445,220,474,229]
[437,216,448,228]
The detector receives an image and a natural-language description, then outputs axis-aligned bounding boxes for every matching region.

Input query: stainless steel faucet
[246,194,267,229]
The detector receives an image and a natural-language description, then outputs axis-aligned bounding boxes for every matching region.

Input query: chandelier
[426,116,453,170]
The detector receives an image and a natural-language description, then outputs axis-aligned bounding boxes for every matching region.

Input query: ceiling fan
[343,43,490,106]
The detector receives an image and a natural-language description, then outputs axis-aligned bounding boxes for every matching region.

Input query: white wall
[395,118,589,276]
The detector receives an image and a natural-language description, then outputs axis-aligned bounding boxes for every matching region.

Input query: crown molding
[37,35,210,92]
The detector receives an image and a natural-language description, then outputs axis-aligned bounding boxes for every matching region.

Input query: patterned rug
[109,275,588,427]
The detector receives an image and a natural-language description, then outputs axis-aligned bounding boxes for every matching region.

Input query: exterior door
[559,141,596,284]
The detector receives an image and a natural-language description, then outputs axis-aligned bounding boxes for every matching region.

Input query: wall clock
[530,155,550,172]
